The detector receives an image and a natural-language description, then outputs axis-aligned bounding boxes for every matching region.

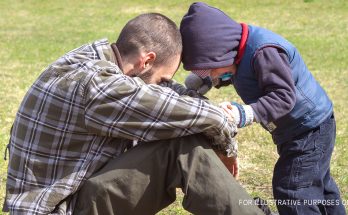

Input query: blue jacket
[234,25,333,144]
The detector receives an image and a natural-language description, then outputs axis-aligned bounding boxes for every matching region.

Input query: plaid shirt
[4,39,238,214]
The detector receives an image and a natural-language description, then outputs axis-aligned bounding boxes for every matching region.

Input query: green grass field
[1,0,347,214]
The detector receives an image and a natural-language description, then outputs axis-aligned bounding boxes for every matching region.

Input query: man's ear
[141,52,156,69]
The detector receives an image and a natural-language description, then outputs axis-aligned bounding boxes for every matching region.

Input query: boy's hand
[219,102,239,123]
[219,101,255,128]
[215,150,239,179]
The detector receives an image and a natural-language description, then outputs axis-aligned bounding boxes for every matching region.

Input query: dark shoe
[253,197,278,215]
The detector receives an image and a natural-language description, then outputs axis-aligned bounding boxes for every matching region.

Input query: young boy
[180,2,346,215]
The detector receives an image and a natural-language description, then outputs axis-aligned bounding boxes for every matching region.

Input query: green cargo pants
[74,134,264,215]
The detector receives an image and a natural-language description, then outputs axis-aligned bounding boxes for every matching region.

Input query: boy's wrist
[231,102,254,128]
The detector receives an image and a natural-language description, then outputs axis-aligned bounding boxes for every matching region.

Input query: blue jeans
[272,114,346,215]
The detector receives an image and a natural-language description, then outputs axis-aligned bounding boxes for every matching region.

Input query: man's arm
[159,80,208,99]
[84,66,237,157]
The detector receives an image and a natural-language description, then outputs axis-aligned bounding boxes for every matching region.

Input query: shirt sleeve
[250,47,296,125]
[84,65,238,156]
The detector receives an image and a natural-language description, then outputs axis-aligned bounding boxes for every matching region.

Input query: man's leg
[74,134,264,215]
[272,114,346,215]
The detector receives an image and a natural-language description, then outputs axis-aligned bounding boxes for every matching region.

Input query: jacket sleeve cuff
[231,102,254,128]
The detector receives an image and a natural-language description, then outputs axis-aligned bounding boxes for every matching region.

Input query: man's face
[129,54,181,85]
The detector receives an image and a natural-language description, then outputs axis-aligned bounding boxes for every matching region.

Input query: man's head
[116,13,182,84]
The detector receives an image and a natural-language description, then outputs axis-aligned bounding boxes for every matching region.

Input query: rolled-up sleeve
[84,66,238,156]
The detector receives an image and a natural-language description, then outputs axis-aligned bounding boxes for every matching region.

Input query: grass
[0,0,347,214]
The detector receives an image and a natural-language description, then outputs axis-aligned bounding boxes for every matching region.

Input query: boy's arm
[249,46,296,126]
[219,47,295,128]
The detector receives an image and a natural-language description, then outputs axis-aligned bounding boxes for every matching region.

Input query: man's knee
[167,133,214,153]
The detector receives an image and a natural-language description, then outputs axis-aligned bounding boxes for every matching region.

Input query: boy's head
[180,2,242,85]
[116,13,182,84]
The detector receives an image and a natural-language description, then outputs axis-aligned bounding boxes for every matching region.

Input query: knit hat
[180,2,242,70]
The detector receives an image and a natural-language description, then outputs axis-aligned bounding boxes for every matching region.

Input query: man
[4,13,264,215]
[181,2,345,215]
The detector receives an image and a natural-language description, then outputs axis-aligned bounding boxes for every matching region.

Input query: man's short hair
[116,13,182,66]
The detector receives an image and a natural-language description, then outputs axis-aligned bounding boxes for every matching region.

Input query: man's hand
[215,150,239,179]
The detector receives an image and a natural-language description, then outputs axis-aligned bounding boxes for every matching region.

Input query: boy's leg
[272,114,346,215]
[74,134,264,215]
[321,115,346,215]
[323,168,346,215]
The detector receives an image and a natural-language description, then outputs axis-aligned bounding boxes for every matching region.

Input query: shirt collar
[93,38,118,66]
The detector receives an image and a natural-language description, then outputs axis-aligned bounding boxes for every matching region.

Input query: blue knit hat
[180,2,242,70]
